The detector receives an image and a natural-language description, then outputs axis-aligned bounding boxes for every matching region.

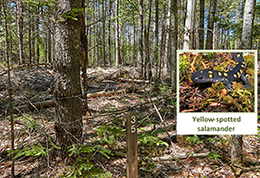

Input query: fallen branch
[117,78,154,84]
[152,152,210,161]
[86,87,136,98]
[4,87,137,114]
[232,163,260,171]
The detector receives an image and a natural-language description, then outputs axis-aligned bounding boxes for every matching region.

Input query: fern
[65,143,112,178]
[8,143,50,159]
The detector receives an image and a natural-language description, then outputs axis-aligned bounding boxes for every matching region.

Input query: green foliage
[68,144,112,159]
[8,143,50,159]
[179,55,189,73]
[159,83,172,93]
[1,61,7,67]
[7,114,60,160]
[207,152,222,161]
[205,135,229,146]
[65,143,112,178]
[96,124,125,146]
[62,8,84,21]
[15,114,40,133]
[186,135,204,144]
[138,134,169,147]
[64,156,112,178]
[179,54,190,82]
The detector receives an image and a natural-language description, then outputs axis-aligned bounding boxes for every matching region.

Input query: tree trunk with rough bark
[199,0,204,49]
[138,0,143,75]
[17,0,24,65]
[54,0,83,159]
[205,0,217,49]
[240,0,256,49]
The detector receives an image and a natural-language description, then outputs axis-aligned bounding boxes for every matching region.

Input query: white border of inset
[176,50,257,135]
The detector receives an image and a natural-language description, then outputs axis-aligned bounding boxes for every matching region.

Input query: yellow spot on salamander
[237,54,240,57]
[240,69,243,73]
[237,72,240,77]
[218,72,222,76]
[242,61,245,64]
[225,78,228,81]
[209,74,213,78]
[208,71,213,74]
[200,71,203,73]
[224,73,228,77]
[241,64,245,68]
[234,74,237,78]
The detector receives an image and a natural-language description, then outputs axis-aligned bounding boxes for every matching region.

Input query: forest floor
[0,64,260,177]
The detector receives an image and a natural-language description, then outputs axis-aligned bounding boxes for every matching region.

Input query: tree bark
[115,0,120,66]
[80,0,89,114]
[169,0,177,92]
[240,0,256,49]
[3,2,15,177]
[205,0,217,49]
[17,0,24,65]
[138,0,144,75]
[183,0,195,50]
[199,0,205,49]
[154,0,159,78]
[231,135,243,175]
[231,0,256,175]
[54,0,83,159]
[159,3,166,78]
[102,0,106,65]
[36,7,40,63]
[144,0,152,80]
[107,0,112,65]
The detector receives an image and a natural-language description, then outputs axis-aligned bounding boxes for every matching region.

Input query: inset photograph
[178,51,255,113]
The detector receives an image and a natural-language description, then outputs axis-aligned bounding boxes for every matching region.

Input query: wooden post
[126,112,138,178]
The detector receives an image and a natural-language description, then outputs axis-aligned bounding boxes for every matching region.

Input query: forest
[0,0,260,177]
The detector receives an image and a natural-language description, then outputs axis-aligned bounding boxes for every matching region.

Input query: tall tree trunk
[107,0,112,65]
[54,0,83,159]
[48,29,52,63]
[183,0,195,50]
[115,0,120,66]
[240,0,256,49]
[36,7,40,63]
[235,2,241,49]
[154,0,159,78]
[138,0,143,75]
[159,3,166,78]
[31,13,35,63]
[3,3,15,177]
[231,0,256,175]
[164,0,171,74]
[17,0,24,65]
[205,0,217,49]
[102,0,106,65]
[169,0,177,92]
[199,0,205,49]
[144,0,152,79]
[133,20,136,66]
[231,135,243,175]
[80,0,89,114]
[29,6,32,64]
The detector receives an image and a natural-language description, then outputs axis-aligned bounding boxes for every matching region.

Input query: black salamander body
[191,53,252,90]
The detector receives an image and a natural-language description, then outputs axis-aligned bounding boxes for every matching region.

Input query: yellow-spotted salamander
[191,53,252,90]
